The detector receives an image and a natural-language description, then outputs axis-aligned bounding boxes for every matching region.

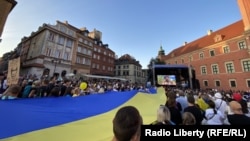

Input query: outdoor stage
[0,87,166,141]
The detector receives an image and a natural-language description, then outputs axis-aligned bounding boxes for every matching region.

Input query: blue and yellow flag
[0,88,165,141]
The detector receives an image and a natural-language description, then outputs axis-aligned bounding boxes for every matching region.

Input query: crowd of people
[1,72,250,141]
[0,73,150,100]
[111,87,250,141]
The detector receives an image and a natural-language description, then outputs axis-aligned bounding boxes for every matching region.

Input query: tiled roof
[119,54,135,61]
[163,20,244,59]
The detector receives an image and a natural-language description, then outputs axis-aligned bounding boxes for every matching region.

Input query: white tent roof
[81,74,127,81]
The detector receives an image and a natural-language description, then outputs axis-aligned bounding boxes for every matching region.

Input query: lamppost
[52,59,61,76]
[188,64,193,89]
[152,61,156,86]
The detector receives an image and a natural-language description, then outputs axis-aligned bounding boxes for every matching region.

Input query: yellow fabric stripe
[2,87,166,141]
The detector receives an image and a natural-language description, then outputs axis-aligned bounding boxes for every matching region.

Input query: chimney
[80,27,87,31]
[207,30,213,35]
[183,41,188,46]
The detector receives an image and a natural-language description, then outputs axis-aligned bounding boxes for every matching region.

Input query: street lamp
[152,61,156,86]
[52,59,61,76]
[188,64,193,89]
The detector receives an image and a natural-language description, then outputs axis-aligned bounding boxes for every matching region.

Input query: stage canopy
[153,64,189,69]
[80,74,128,81]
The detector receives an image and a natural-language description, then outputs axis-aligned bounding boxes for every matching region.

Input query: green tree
[147,57,165,84]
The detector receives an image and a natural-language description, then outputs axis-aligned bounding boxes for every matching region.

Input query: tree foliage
[146,57,165,83]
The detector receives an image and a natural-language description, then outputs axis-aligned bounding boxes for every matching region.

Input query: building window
[55,50,61,58]
[77,46,81,52]
[66,39,73,48]
[76,56,81,63]
[89,42,93,47]
[58,36,65,45]
[84,40,88,45]
[87,50,92,56]
[181,59,184,63]
[225,62,234,73]
[215,80,220,87]
[82,58,86,64]
[78,38,83,43]
[211,64,219,74]
[175,61,177,64]
[60,25,67,33]
[223,46,230,53]
[189,55,193,62]
[246,79,250,88]
[238,41,246,49]
[64,52,70,60]
[82,48,87,54]
[242,59,250,72]
[92,63,96,68]
[45,48,51,56]
[199,52,204,59]
[203,80,208,87]
[86,58,91,65]
[48,32,55,42]
[209,50,215,57]
[68,30,74,36]
[201,66,207,75]
[229,79,236,87]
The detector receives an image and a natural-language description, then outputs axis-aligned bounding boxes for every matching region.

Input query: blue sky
[0,0,242,69]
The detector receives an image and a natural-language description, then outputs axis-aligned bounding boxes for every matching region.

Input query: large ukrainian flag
[0,87,166,141]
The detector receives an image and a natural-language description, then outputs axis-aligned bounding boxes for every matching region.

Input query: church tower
[157,45,165,60]
[158,45,165,56]
[238,0,250,31]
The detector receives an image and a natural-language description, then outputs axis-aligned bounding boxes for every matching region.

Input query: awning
[80,74,127,81]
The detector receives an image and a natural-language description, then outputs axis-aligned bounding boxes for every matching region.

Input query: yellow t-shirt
[196,98,209,111]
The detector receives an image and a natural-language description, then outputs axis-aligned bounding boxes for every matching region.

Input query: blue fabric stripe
[0,90,138,139]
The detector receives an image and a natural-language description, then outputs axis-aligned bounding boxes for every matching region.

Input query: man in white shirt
[214,92,227,115]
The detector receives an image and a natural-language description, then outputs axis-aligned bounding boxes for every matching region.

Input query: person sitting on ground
[112,106,143,141]
[1,84,21,100]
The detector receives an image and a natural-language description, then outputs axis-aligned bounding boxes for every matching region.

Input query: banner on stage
[141,125,249,141]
